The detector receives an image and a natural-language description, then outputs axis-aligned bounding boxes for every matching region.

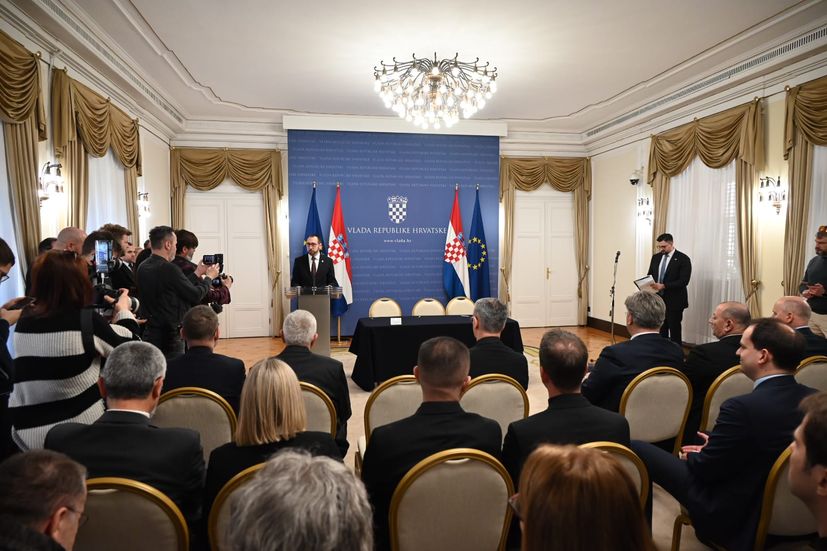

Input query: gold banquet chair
[796,355,827,391]
[460,374,529,443]
[619,367,692,455]
[411,298,446,316]
[579,441,649,506]
[389,449,513,551]
[300,382,337,436]
[355,375,421,472]
[208,463,266,551]
[75,477,188,551]
[153,387,238,463]
[445,296,475,315]
[369,297,403,318]
[699,365,751,433]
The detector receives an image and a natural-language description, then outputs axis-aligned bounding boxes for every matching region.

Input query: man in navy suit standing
[647,233,692,345]
[291,234,338,288]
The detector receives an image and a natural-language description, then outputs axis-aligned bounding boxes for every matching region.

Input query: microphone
[615,250,621,262]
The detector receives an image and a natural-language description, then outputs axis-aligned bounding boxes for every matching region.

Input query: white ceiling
[11,0,827,135]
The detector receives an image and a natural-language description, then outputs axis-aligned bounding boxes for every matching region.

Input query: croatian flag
[443,187,470,299]
[328,184,353,316]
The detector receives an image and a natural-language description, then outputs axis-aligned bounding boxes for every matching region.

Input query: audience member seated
[502,329,630,487]
[45,342,205,528]
[227,450,373,551]
[582,291,684,411]
[632,318,816,551]
[682,301,750,444]
[0,449,87,551]
[790,391,827,548]
[164,305,246,414]
[204,357,340,515]
[773,296,827,357]
[516,444,655,551]
[274,309,351,455]
[469,297,528,389]
[361,336,502,551]
[9,250,139,450]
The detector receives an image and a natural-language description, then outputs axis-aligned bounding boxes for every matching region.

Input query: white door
[185,181,272,337]
[510,188,578,327]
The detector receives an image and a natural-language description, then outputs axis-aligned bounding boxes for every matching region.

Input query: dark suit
[682,334,742,444]
[275,345,351,454]
[469,336,529,389]
[290,253,338,288]
[797,326,827,357]
[581,332,685,412]
[632,375,816,551]
[361,401,502,551]
[163,346,246,415]
[647,249,692,344]
[44,410,205,526]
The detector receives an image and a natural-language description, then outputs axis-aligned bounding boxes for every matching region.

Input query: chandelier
[374,53,497,130]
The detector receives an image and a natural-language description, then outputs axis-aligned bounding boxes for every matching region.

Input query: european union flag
[303,185,324,251]
[467,187,491,301]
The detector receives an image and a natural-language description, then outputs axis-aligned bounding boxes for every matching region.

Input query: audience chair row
[368,296,475,317]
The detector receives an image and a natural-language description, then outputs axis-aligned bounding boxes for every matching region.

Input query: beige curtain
[170,147,284,334]
[783,75,827,294]
[0,29,46,266]
[499,156,592,324]
[647,99,764,316]
[51,69,142,234]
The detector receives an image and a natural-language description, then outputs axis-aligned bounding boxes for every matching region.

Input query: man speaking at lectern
[291,234,339,288]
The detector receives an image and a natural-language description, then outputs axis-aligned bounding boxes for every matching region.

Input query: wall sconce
[39,161,65,206]
[758,176,786,215]
[136,192,151,218]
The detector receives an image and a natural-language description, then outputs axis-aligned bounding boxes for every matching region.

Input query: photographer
[137,226,218,359]
[98,223,138,295]
[172,229,233,309]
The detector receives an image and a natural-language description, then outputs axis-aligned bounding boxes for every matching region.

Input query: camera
[202,253,227,286]
[92,240,138,313]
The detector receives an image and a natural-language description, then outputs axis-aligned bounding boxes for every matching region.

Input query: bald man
[54,227,87,254]
[773,296,827,357]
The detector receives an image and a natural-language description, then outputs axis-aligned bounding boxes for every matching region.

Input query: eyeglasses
[66,506,89,527]
[508,493,521,520]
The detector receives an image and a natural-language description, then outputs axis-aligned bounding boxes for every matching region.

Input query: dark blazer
[44,410,205,526]
[275,345,351,454]
[361,401,502,551]
[797,326,827,357]
[647,249,692,310]
[502,394,630,487]
[581,332,685,412]
[682,334,742,442]
[684,375,815,551]
[469,337,529,389]
[163,346,246,415]
[290,253,338,288]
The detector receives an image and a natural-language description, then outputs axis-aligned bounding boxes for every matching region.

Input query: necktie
[658,254,668,283]
[311,256,317,283]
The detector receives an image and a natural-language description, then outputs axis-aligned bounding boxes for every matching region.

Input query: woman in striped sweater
[9,250,140,450]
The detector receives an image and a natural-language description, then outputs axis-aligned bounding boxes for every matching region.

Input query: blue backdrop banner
[287,130,499,336]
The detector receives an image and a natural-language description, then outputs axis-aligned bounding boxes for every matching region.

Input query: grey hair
[282,310,317,346]
[625,291,666,329]
[777,296,812,322]
[718,301,751,329]
[473,298,508,333]
[227,450,373,551]
[101,341,167,399]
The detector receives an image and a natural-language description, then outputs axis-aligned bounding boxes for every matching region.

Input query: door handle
[546,267,551,280]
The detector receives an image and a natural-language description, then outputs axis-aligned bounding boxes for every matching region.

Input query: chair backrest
[753,447,818,550]
[460,374,529,442]
[389,448,513,551]
[208,463,265,551]
[579,441,649,507]
[795,355,827,391]
[369,297,403,317]
[300,382,337,436]
[77,477,188,551]
[364,375,421,444]
[411,298,446,316]
[700,365,751,432]
[153,387,237,463]
[446,296,475,315]
[619,367,692,454]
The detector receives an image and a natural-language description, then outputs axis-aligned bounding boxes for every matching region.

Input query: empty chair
[208,463,265,551]
[619,367,692,455]
[411,298,446,316]
[579,441,649,506]
[389,448,513,551]
[153,387,237,463]
[460,374,528,442]
[369,297,403,317]
[300,381,337,436]
[446,296,475,315]
[796,355,827,391]
[77,477,189,551]
[699,365,751,432]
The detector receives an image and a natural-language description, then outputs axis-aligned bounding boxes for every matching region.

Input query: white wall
[137,127,171,243]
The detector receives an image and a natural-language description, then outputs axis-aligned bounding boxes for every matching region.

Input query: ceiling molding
[282,115,507,137]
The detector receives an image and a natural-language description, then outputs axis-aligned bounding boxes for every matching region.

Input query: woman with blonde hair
[516,444,654,551]
[204,357,341,512]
